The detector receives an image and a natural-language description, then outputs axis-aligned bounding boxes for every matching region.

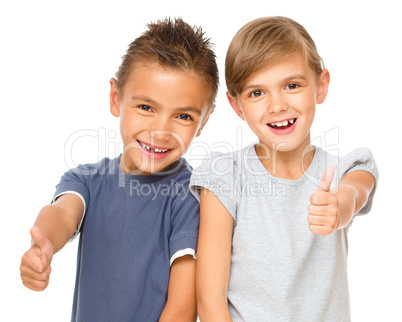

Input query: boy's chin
[125,159,183,176]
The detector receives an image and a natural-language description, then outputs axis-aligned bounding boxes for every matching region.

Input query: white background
[1,0,401,321]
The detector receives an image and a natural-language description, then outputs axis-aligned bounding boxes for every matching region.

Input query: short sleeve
[52,165,91,239]
[169,176,199,265]
[338,147,379,215]
[190,152,239,222]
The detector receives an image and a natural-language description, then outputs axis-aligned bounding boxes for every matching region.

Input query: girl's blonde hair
[225,16,324,97]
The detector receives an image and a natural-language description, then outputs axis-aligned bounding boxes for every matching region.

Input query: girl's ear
[227,92,245,121]
[110,78,120,117]
[316,69,330,104]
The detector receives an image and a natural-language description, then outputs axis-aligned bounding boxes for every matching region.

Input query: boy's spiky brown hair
[116,18,219,109]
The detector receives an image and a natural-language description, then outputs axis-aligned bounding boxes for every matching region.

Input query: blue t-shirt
[53,156,199,322]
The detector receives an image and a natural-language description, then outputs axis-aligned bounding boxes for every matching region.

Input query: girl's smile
[267,117,298,135]
[228,53,329,155]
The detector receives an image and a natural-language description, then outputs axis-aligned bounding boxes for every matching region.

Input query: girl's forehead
[245,54,313,83]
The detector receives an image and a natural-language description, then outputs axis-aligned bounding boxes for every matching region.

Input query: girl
[191,16,378,321]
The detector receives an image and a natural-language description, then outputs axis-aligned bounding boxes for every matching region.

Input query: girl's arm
[159,255,197,322]
[334,170,375,228]
[197,188,234,321]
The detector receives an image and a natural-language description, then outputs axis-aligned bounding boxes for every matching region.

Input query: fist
[308,166,339,236]
[20,227,54,291]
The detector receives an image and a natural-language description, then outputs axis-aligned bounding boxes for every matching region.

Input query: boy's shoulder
[66,156,116,177]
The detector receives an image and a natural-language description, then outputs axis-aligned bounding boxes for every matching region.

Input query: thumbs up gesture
[20,227,54,291]
[308,166,339,236]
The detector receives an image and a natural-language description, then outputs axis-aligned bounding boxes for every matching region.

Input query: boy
[20,18,218,321]
[191,17,378,321]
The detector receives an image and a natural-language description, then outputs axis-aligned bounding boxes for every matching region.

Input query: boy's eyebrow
[174,106,202,116]
[130,95,160,107]
[131,95,201,115]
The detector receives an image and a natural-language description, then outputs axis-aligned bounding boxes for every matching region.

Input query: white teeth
[140,142,150,150]
[269,119,295,127]
[139,141,168,153]
[154,148,168,153]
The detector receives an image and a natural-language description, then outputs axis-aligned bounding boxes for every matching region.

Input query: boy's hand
[20,226,54,291]
[307,167,339,236]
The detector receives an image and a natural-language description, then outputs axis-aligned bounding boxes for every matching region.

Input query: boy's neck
[255,139,315,181]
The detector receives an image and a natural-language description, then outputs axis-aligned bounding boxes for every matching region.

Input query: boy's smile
[228,53,329,155]
[110,62,212,175]
[137,139,174,160]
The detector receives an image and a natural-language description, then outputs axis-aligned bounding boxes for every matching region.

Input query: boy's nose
[152,130,172,142]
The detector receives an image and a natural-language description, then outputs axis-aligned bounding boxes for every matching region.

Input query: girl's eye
[250,90,264,98]
[285,83,300,90]
[177,114,193,121]
[139,105,152,112]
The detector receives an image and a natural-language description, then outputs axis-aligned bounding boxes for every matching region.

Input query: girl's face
[228,53,329,155]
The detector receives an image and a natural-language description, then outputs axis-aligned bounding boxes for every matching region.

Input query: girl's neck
[255,138,315,180]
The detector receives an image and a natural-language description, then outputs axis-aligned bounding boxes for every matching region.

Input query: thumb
[316,166,335,192]
[30,226,48,250]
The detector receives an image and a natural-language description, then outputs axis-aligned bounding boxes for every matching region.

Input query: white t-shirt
[190,144,378,321]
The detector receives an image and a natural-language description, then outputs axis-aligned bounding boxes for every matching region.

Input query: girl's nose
[267,93,289,114]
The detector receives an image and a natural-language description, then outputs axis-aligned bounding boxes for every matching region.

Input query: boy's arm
[308,168,376,236]
[20,194,84,291]
[159,255,197,322]
[196,188,233,321]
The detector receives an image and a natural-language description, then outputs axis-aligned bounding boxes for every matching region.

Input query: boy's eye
[285,83,300,90]
[250,90,265,98]
[177,114,193,121]
[139,105,152,112]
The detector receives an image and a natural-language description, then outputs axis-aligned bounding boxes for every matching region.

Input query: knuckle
[21,252,31,264]
[310,194,317,203]
[33,279,47,290]
[329,195,338,205]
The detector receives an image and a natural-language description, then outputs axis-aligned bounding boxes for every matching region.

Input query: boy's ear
[316,69,330,104]
[110,78,120,117]
[196,108,214,137]
[227,92,245,120]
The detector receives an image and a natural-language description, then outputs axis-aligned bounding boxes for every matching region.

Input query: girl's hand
[307,167,340,236]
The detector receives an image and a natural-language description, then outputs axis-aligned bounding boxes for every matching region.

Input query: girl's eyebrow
[242,84,264,92]
[242,74,308,92]
[282,74,308,83]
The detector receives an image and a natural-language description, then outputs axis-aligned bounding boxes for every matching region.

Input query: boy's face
[110,62,212,175]
[228,53,329,153]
